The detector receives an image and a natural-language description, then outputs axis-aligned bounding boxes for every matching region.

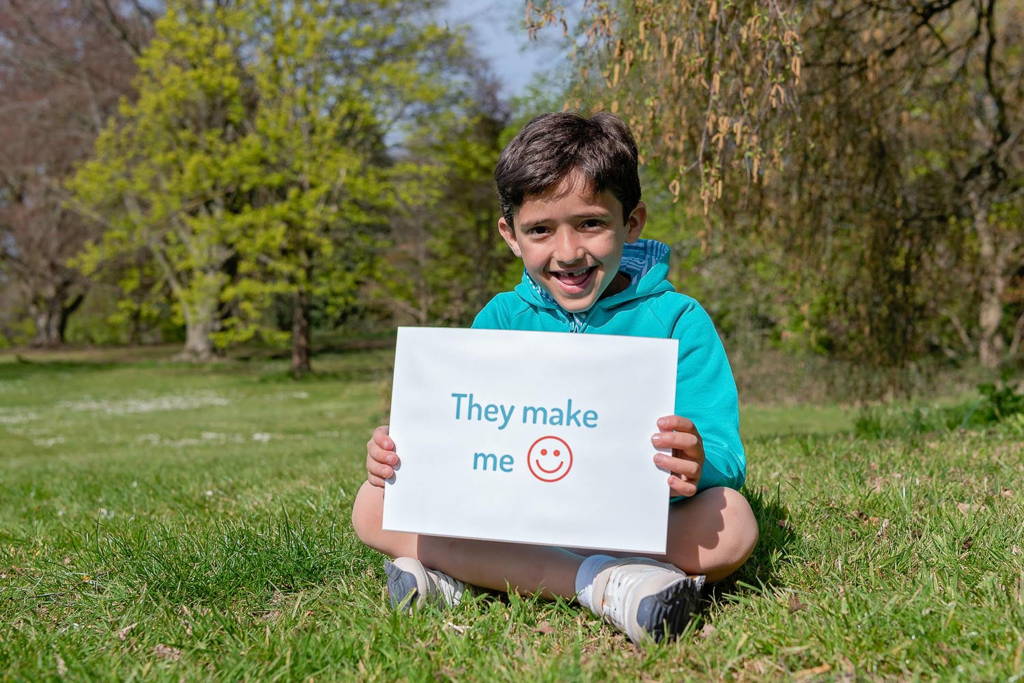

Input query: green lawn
[1,349,1022,679]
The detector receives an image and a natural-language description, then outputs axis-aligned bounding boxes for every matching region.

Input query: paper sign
[382,327,678,554]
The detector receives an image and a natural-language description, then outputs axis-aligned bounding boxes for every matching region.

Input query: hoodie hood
[514,238,675,313]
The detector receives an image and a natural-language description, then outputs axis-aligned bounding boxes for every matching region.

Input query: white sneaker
[384,557,466,611]
[589,558,705,643]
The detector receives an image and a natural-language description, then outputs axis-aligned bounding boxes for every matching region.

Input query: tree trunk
[178,294,217,362]
[181,316,215,361]
[29,289,84,347]
[174,267,228,362]
[291,287,312,378]
[30,304,62,347]
[972,193,1007,369]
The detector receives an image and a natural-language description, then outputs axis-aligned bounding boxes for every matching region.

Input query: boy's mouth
[550,265,597,292]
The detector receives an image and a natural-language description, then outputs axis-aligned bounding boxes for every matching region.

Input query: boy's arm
[671,302,745,491]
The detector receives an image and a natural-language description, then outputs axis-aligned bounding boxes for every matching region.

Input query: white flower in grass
[0,411,38,424]
[98,508,114,519]
[33,436,65,447]
[59,392,229,415]
[252,432,271,443]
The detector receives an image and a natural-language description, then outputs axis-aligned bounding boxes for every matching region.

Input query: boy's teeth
[555,267,593,286]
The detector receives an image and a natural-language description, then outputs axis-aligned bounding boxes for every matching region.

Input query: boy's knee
[665,486,758,579]
[699,487,757,580]
[717,487,758,559]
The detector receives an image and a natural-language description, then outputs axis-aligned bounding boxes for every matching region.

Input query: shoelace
[426,569,465,606]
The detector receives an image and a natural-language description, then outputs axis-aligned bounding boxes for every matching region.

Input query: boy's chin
[547,290,598,314]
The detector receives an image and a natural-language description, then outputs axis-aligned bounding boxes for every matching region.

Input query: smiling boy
[351,112,758,643]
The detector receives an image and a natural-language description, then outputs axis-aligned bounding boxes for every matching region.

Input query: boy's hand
[651,415,705,498]
[366,425,399,488]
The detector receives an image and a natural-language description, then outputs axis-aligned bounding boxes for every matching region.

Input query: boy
[352,112,758,644]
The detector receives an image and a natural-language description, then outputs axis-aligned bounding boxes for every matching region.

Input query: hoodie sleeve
[671,301,746,491]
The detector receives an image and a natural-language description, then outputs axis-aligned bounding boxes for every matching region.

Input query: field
[1,348,1022,680]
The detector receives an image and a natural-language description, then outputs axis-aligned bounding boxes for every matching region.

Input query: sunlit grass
[1,349,1021,679]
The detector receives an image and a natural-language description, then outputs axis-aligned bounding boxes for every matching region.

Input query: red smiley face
[526,435,573,483]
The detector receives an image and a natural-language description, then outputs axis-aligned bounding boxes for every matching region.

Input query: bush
[854,376,1024,439]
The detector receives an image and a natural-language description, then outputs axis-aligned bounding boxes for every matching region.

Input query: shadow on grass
[705,484,797,607]
[0,357,123,381]
[0,346,394,386]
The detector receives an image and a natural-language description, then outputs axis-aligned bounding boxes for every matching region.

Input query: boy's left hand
[652,415,705,498]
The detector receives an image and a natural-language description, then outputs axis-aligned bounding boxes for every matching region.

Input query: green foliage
[854,377,1024,439]
[525,0,1024,385]
[527,0,802,212]
[70,0,466,361]
[0,313,34,349]
[375,99,519,325]
[69,1,258,357]
[975,376,1024,423]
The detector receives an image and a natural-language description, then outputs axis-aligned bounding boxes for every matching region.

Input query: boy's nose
[553,229,585,264]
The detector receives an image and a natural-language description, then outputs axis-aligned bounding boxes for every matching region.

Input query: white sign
[382,327,678,553]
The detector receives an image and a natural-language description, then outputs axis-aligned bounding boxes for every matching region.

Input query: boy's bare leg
[599,486,758,583]
[351,481,419,557]
[352,481,581,598]
[353,482,755,597]
[667,486,758,582]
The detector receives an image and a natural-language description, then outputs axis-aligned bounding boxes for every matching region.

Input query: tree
[532,0,1024,380]
[376,69,518,326]
[71,0,465,370]
[221,0,464,375]
[526,0,802,215]
[0,0,151,346]
[70,2,254,360]
[782,1,1024,370]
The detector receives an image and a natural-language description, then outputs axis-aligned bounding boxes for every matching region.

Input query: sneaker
[384,557,466,611]
[589,558,705,643]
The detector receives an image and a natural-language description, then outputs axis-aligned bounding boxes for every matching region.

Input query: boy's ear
[498,217,522,257]
[625,202,647,243]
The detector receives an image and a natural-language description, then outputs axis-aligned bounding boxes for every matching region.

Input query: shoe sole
[384,560,420,610]
[635,575,705,642]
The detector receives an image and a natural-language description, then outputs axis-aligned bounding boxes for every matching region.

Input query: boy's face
[498,171,646,313]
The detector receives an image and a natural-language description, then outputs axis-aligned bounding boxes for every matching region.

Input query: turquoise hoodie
[471,239,745,492]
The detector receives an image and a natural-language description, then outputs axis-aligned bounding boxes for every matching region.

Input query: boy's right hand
[366,425,399,488]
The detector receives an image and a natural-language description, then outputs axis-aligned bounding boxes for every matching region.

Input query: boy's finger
[372,425,394,450]
[367,460,394,481]
[657,415,697,434]
[367,447,398,466]
[653,453,700,478]
[651,430,701,453]
[668,475,697,497]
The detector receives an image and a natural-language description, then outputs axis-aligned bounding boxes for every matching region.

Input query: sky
[435,0,565,99]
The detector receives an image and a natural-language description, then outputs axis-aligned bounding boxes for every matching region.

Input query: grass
[1,348,1022,680]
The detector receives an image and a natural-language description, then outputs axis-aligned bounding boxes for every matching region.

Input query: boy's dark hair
[494,112,640,227]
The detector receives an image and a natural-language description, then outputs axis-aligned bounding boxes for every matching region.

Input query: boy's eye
[526,226,551,236]
[581,219,606,229]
